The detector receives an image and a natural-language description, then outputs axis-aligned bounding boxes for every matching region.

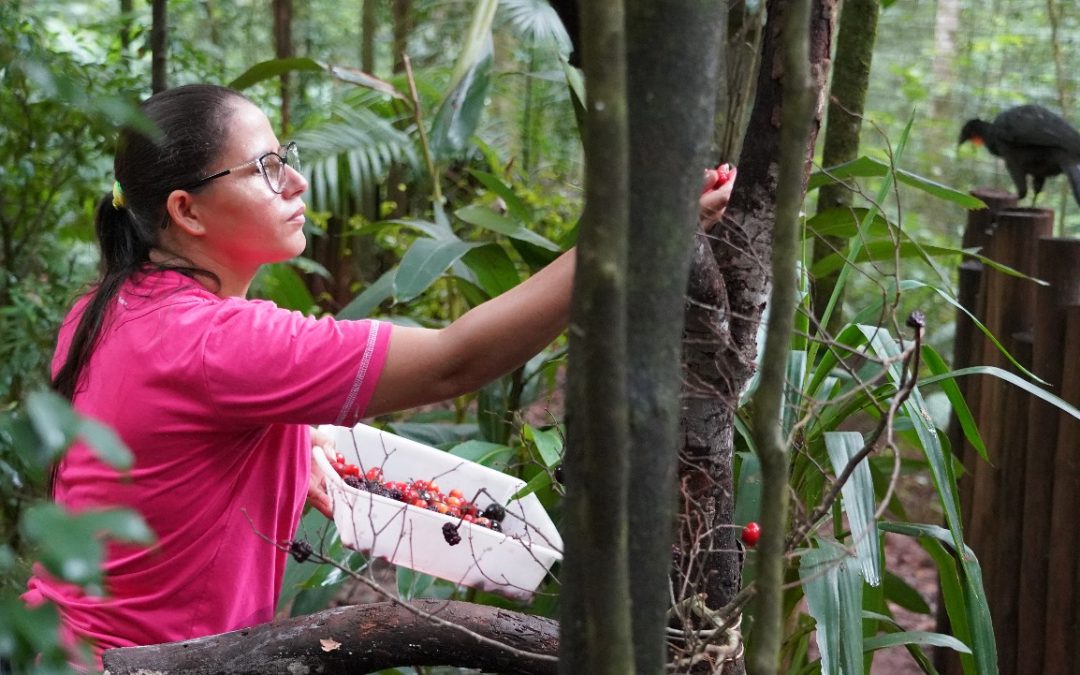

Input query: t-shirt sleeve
[200,299,392,427]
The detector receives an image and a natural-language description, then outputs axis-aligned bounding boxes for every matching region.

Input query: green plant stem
[402,53,442,206]
[747,0,815,671]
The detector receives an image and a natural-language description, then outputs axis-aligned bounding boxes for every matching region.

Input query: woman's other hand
[699,163,737,231]
[307,429,336,518]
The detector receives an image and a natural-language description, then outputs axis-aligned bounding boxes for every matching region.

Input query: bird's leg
[1006,163,1029,202]
[1032,176,1046,206]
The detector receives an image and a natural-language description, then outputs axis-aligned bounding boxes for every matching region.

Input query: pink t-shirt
[24,268,391,660]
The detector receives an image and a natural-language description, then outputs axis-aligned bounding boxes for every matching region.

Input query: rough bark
[150,0,167,93]
[102,600,558,675]
[677,0,834,669]
[811,0,880,336]
[558,0,634,672]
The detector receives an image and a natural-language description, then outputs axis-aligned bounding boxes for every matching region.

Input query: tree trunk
[150,0,167,93]
[392,0,411,74]
[118,0,133,52]
[678,0,834,668]
[361,0,376,73]
[102,600,558,674]
[624,1,726,672]
[714,0,766,163]
[810,0,880,336]
[559,0,634,672]
[273,0,294,134]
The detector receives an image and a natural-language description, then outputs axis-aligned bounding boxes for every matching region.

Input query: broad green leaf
[919,365,1080,421]
[455,204,562,251]
[460,244,522,298]
[800,542,864,675]
[824,432,881,586]
[512,469,553,500]
[882,570,932,614]
[448,0,499,90]
[449,440,514,471]
[921,345,988,462]
[75,418,133,471]
[430,42,493,160]
[253,263,317,313]
[21,504,153,587]
[807,155,986,210]
[337,268,396,320]
[863,631,971,654]
[805,207,891,239]
[322,63,407,99]
[856,325,964,554]
[383,218,455,241]
[229,57,327,91]
[394,238,484,302]
[524,425,564,467]
[385,423,479,449]
[468,169,535,223]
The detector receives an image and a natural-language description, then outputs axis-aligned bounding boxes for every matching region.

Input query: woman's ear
[165,189,207,236]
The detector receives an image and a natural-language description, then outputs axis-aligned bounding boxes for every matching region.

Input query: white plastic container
[313,423,563,600]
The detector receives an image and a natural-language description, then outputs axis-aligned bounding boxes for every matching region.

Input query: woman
[24,83,734,666]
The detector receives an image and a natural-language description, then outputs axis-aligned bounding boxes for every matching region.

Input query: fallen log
[103,599,559,674]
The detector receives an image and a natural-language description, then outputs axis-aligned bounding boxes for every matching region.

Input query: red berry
[741,522,761,547]
[365,467,383,482]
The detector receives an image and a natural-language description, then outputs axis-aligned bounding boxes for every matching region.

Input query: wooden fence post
[965,207,1052,675]
[1018,238,1080,675]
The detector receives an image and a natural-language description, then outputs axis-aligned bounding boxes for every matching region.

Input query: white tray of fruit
[313,423,563,600]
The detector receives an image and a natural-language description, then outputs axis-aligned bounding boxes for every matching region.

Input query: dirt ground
[872,532,941,673]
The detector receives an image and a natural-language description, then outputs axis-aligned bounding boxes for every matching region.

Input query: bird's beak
[969,135,984,146]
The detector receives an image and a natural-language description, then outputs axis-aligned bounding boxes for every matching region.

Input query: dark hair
[51,84,248,401]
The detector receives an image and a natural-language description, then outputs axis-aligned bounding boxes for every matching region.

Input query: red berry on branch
[741,522,761,547]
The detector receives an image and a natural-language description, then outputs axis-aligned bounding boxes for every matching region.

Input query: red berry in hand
[741,521,761,547]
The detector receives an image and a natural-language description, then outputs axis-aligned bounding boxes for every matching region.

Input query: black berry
[289,539,313,563]
[442,522,461,546]
[344,475,363,489]
[481,503,506,522]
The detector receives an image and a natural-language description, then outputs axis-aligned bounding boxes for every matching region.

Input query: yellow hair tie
[111,181,127,210]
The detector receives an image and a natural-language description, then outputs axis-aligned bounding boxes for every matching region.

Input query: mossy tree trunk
[810,0,880,336]
[559,0,634,672]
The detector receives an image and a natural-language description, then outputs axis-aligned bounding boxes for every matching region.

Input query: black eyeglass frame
[181,141,299,195]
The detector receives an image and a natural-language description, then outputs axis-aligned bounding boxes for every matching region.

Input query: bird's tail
[1067,162,1080,208]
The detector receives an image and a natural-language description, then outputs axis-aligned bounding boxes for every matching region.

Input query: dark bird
[959,104,1080,207]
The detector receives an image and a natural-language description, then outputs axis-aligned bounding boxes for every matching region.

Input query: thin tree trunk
[714,0,766,163]
[559,0,633,673]
[150,0,167,93]
[392,0,410,74]
[624,0,726,671]
[679,0,834,669]
[811,0,880,336]
[119,0,133,51]
[273,0,294,134]
[745,0,816,667]
[361,0,376,73]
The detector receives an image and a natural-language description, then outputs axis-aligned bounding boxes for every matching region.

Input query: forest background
[3,0,1080,673]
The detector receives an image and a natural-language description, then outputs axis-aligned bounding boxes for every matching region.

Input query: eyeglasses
[184,142,300,195]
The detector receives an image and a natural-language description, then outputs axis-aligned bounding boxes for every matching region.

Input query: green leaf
[824,432,881,586]
[512,469,553,501]
[919,365,1080,422]
[468,169,535,223]
[253,263,317,313]
[805,207,892,239]
[880,522,998,675]
[449,440,514,471]
[524,425,564,467]
[337,268,396,320]
[882,570,932,614]
[807,156,987,210]
[394,238,484,302]
[921,345,988,462]
[229,57,327,91]
[322,63,407,99]
[75,418,133,471]
[800,542,865,675]
[430,42,493,160]
[21,504,153,587]
[455,204,562,251]
[460,244,521,298]
[863,631,971,654]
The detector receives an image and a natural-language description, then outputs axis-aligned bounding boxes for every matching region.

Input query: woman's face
[191,98,309,273]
